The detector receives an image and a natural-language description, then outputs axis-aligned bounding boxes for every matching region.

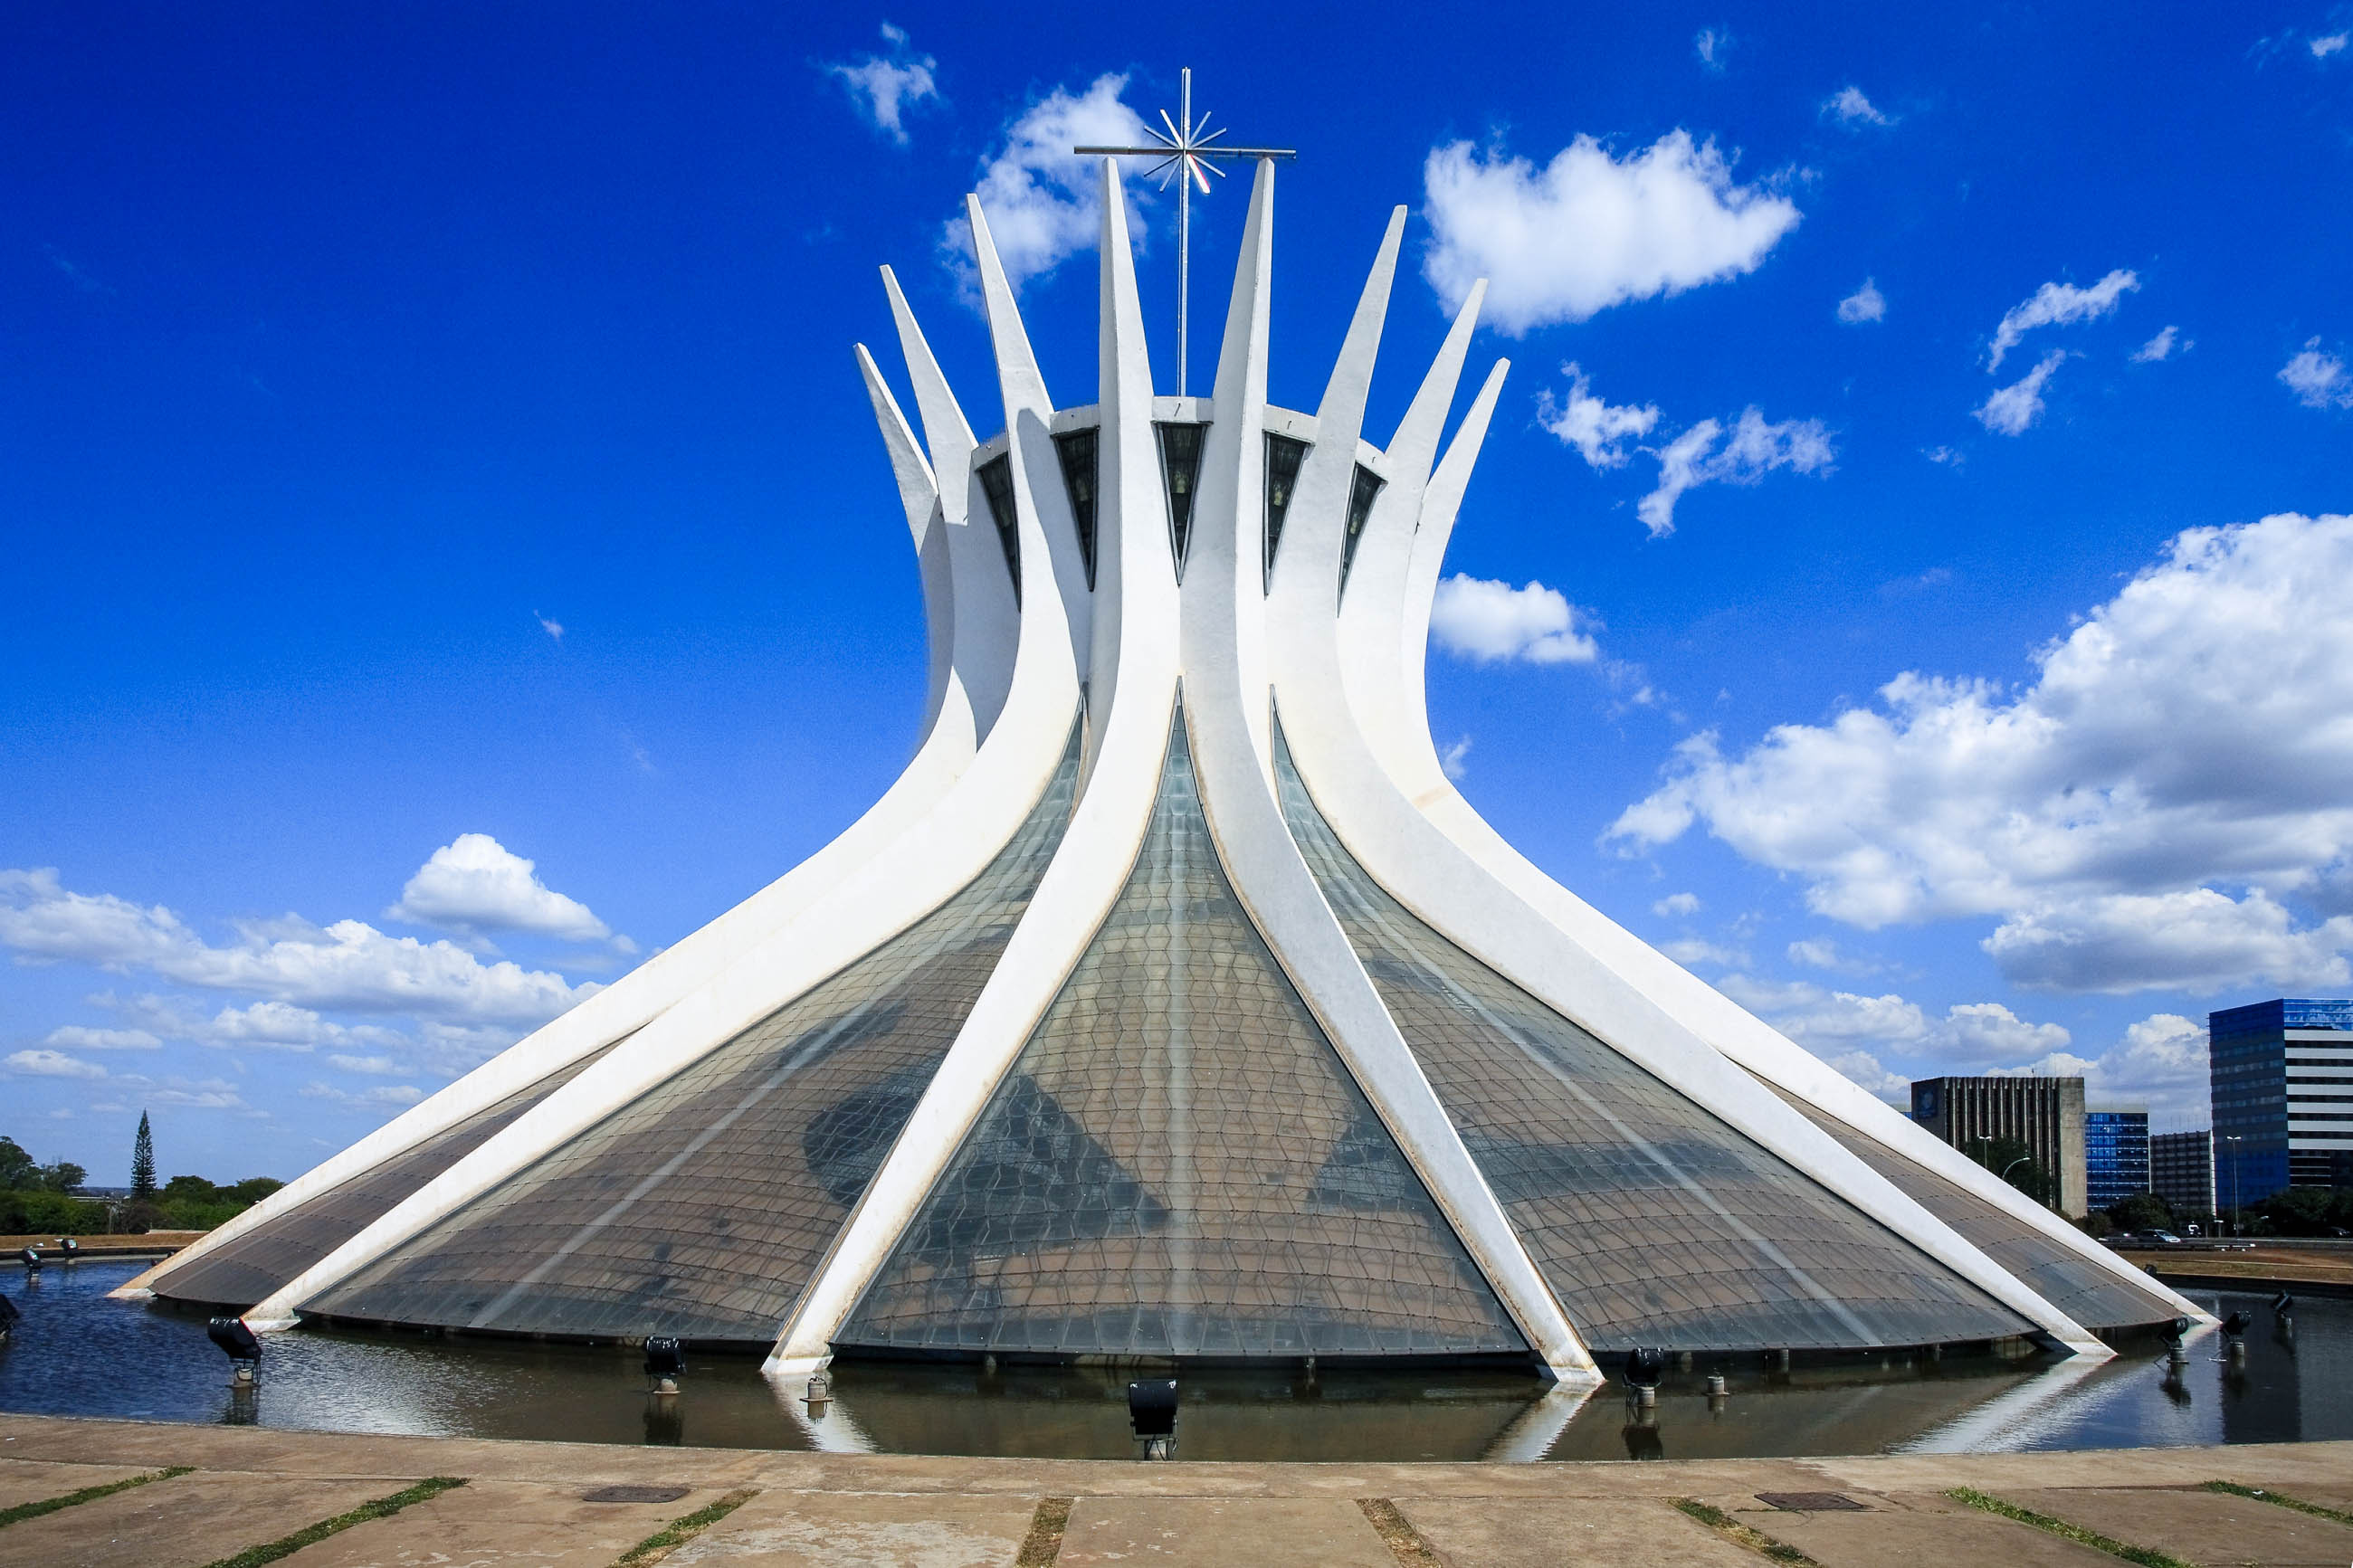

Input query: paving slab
[668,1488,1041,1567]
[2002,1485,2353,1567]
[1717,1488,2120,1568]
[272,1478,725,1568]
[0,1458,158,1509]
[1055,1495,1393,1566]
[1396,1495,1757,1565]
[0,1469,410,1568]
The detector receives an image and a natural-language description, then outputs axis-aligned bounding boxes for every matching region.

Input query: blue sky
[4,4,2349,1183]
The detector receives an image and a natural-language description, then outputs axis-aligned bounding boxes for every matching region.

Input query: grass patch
[613,1487,757,1568]
[2203,1479,2353,1526]
[1670,1497,1819,1564]
[0,1465,194,1529]
[1944,1487,2195,1568]
[1015,1496,1073,1567]
[1357,1498,1443,1567]
[199,1476,465,1568]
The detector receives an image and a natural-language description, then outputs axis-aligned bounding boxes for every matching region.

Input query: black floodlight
[57,1238,78,1259]
[2272,1291,2294,1315]
[643,1336,685,1392]
[2161,1316,2192,1343]
[1128,1377,1178,1439]
[18,1248,39,1271]
[1623,1347,1667,1390]
[208,1316,262,1363]
[2221,1310,2252,1337]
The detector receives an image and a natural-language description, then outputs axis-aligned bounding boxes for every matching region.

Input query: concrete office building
[125,166,2196,1381]
[1910,1076,2089,1220]
[2085,1110,2150,1212]
[2210,999,2353,1202]
[2151,1130,2215,1219]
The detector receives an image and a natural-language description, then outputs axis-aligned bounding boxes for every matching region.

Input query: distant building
[2085,1110,2150,1212]
[2209,999,2353,1203]
[1910,1075,2088,1218]
[2150,1130,2215,1218]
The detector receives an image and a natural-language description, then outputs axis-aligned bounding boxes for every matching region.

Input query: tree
[1971,1136,2057,1207]
[130,1111,156,1201]
[2107,1191,2173,1233]
[0,1136,38,1191]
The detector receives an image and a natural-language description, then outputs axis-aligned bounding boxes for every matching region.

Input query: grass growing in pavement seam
[2203,1479,2353,1526]
[0,1465,194,1529]
[1944,1487,2195,1568]
[1356,1498,1443,1567]
[1015,1496,1073,1567]
[198,1477,466,1568]
[1670,1498,1820,1564]
[612,1487,758,1568]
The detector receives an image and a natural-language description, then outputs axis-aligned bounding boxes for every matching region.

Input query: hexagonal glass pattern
[1272,723,2034,1354]
[150,1041,621,1310]
[302,716,1084,1342]
[838,703,1526,1360]
[1776,1091,2182,1329]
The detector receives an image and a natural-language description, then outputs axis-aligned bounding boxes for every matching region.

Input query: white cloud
[2280,339,2353,409]
[1836,278,1886,324]
[948,74,1149,292]
[1694,27,1731,71]
[1922,445,1964,467]
[536,613,563,641]
[1610,511,2353,993]
[1786,936,1877,974]
[327,1052,405,1076]
[1822,86,1892,128]
[6,1048,106,1079]
[1440,736,1472,781]
[1536,363,1659,469]
[1421,131,1800,333]
[390,833,623,948]
[2130,325,2182,363]
[1661,937,1746,968]
[43,1025,157,1050]
[1654,892,1703,918]
[1429,575,1601,665]
[1975,348,2067,436]
[1637,408,1834,537]
[824,24,940,145]
[0,867,596,1024]
[2313,32,2348,57]
[300,1081,423,1111]
[1986,270,2139,369]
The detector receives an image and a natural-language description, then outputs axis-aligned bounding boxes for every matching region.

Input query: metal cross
[1076,68,1296,395]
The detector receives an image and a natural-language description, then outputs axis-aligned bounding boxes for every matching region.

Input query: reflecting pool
[2,1261,2345,1461]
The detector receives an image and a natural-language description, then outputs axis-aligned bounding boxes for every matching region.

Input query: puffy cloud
[947,74,1150,291]
[1637,408,1834,537]
[2313,32,2348,58]
[0,868,595,1024]
[1661,937,1747,967]
[1422,131,1799,333]
[1536,364,1659,469]
[2280,339,2353,410]
[327,1053,405,1076]
[1822,86,1892,128]
[1439,736,1472,781]
[1786,937,1877,974]
[536,613,564,641]
[390,833,623,948]
[1836,279,1886,324]
[1986,270,2138,370]
[1610,511,2353,993]
[1654,892,1703,918]
[302,1080,423,1110]
[1976,348,2067,436]
[824,23,940,145]
[6,1049,106,1079]
[43,1025,157,1050]
[1694,28,1731,71]
[2131,325,2183,363]
[1429,575,1600,665]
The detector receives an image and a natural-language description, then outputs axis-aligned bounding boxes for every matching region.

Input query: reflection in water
[0,1264,2346,1462]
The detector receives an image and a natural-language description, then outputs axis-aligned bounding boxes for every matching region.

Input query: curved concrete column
[239,212,1092,1332]
[769,161,1182,1376]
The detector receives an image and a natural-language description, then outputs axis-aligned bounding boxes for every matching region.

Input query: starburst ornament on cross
[1076,67,1295,396]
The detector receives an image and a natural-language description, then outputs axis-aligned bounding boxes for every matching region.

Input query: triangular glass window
[1154,422,1206,578]
[1262,432,1310,584]
[1338,463,1385,594]
[1053,428,1100,589]
[976,454,1021,605]
[838,698,1525,1360]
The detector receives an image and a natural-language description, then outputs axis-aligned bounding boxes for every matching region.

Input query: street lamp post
[2225,1134,2242,1237]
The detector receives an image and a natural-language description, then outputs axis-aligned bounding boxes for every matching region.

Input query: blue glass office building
[2209,998,2353,1205]
[2085,1110,2149,1211]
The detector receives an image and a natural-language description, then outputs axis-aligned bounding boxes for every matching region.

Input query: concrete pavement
[3,1412,2350,1566]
